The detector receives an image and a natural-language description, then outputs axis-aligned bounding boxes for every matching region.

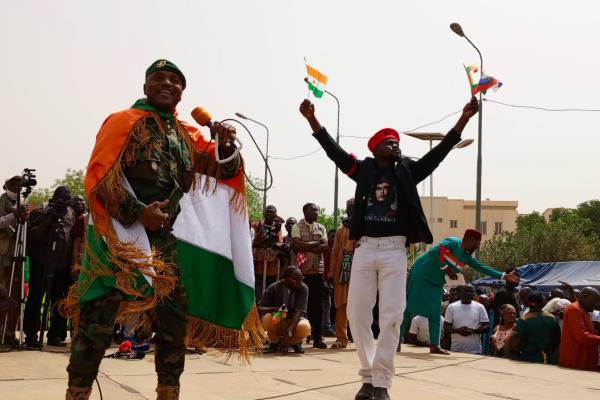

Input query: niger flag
[63,107,262,357]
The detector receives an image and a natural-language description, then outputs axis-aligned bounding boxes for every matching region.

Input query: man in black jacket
[299,97,479,400]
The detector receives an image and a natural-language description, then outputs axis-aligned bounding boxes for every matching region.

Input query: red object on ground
[119,340,133,353]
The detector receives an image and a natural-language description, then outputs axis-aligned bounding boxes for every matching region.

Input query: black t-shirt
[363,168,407,238]
[258,280,308,315]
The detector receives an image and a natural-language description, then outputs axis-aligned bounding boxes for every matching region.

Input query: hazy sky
[2,1,599,220]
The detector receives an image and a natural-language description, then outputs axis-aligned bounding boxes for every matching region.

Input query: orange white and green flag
[306,64,328,98]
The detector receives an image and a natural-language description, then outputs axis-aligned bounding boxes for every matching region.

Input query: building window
[450,220,458,228]
[481,221,487,235]
[437,217,443,223]
[494,222,503,235]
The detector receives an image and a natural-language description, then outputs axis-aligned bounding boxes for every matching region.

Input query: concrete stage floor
[1,338,599,400]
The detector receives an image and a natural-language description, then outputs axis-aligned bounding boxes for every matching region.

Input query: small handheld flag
[464,64,502,96]
[305,63,328,98]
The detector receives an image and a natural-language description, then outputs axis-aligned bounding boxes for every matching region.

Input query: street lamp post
[450,22,484,252]
[324,89,341,228]
[405,133,474,243]
[235,112,270,212]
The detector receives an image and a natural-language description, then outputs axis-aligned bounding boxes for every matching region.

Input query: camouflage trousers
[67,234,188,388]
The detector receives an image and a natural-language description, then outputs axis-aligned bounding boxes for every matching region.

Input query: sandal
[330,341,346,349]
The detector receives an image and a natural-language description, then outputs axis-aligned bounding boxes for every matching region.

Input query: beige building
[419,196,518,244]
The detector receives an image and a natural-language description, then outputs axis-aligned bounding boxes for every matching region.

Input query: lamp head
[455,138,474,149]
[235,112,248,120]
[450,22,465,37]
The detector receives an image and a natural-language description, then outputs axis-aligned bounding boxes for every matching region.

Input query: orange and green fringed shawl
[60,106,261,356]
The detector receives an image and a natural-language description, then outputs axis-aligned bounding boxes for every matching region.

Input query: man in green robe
[400,229,519,354]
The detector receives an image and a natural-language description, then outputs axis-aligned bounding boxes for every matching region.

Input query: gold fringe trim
[185,304,265,364]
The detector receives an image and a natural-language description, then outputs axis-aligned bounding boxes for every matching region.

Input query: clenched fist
[299,99,316,120]
[299,99,322,133]
[461,97,480,119]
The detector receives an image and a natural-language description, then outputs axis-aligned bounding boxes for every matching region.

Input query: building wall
[419,197,518,244]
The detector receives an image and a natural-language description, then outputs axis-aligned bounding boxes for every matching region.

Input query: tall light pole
[324,89,341,228]
[405,133,474,243]
[450,22,484,251]
[235,112,269,212]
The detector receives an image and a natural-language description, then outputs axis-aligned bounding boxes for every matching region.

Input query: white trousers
[347,236,407,389]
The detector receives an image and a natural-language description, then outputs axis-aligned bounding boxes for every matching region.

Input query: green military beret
[145,59,186,89]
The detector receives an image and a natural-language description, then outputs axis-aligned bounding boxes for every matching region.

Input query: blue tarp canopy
[472,261,600,290]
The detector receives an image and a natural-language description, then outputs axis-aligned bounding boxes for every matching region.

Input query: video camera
[261,222,282,248]
[21,169,37,188]
[18,168,37,201]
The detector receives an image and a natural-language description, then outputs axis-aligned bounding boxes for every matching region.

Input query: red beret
[463,229,482,241]
[368,128,400,152]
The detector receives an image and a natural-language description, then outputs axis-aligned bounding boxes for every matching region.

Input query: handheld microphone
[191,106,216,127]
[189,106,243,163]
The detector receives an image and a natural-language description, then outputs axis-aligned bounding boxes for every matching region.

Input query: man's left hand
[211,122,236,148]
[461,97,480,119]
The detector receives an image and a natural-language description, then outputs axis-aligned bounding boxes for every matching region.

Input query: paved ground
[1,338,600,400]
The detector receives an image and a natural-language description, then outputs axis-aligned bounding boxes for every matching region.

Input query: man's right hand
[505,271,520,284]
[138,199,170,231]
[13,205,28,221]
[456,327,472,336]
[299,99,322,133]
[299,99,316,120]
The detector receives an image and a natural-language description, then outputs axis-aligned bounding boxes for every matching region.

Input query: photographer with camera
[0,175,27,347]
[252,205,284,302]
[24,185,75,348]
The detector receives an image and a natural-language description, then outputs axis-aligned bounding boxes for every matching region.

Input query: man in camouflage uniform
[65,60,241,400]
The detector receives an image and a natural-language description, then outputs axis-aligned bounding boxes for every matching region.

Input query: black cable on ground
[95,377,104,400]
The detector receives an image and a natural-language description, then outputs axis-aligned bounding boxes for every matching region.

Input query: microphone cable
[194,118,274,192]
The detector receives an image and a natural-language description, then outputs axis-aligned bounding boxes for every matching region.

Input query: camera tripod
[1,168,36,349]
[1,201,29,348]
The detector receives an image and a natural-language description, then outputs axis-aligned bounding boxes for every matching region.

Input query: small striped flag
[306,64,328,98]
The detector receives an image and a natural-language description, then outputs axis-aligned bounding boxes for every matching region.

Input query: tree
[516,212,546,230]
[26,168,85,207]
[549,207,575,222]
[480,211,600,271]
[27,187,52,207]
[317,207,345,232]
[245,176,264,223]
[576,200,600,239]
[54,168,85,198]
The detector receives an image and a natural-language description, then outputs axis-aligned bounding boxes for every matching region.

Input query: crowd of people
[404,281,600,371]
[250,202,600,374]
[0,180,86,349]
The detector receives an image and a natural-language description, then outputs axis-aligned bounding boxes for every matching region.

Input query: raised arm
[408,97,479,184]
[299,99,359,181]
